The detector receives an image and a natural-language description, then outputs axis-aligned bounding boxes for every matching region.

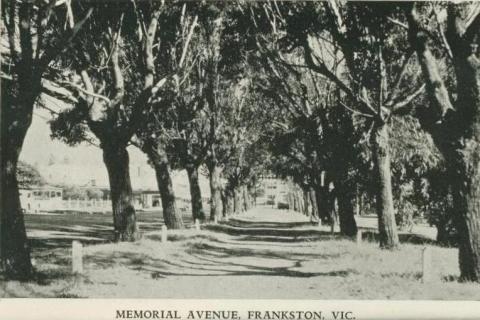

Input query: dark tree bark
[103,144,138,241]
[371,122,399,249]
[309,188,318,218]
[186,165,205,221]
[1,91,34,279]
[208,164,223,221]
[144,141,184,229]
[334,176,358,237]
[315,186,331,223]
[407,3,480,280]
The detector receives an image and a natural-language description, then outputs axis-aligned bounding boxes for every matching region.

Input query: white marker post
[161,225,168,243]
[422,247,433,283]
[195,219,201,231]
[214,216,218,225]
[72,240,83,274]
[356,230,363,245]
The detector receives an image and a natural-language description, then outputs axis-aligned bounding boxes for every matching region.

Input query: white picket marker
[195,219,201,231]
[422,247,433,283]
[213,216,218,224]
[356,230,363,245]
[72,240,83,274]
[161,225,168,243]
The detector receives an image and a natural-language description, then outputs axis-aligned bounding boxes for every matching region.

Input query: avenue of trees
[1,1,480,282]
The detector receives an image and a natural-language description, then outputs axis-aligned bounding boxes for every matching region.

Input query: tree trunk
[1,138,33,279]
[145,142,184,229]
[103,144,138,241]
[407,4,480,279]
[234,187,242,213]
[315,187,331,223]
[223,189,234,217]
[186,165,205,221]
[335,175,358,237]
[1,89,36,279]
[309,188,318,218]
[303,190,310,216]
[242,185,250,211]
[371,122,399,249]
[209,164,223,221]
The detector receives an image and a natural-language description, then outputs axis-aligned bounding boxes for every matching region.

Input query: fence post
[195,219,201,231]
[422,247,433,283]
[356,230,363,244]
[161,225,168,243]
[72,240,83,274]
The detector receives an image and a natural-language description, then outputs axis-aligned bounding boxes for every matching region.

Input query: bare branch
[465,3,480,41]
[391,84,426,115]
[432,5,453,60]
[58,80,110,103]
[303,38,378,117]
[387,17,408,30]
[179,15,198,68]
[385,49,414,104]
[407,3,455,120]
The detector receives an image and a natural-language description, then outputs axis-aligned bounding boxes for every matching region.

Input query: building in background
[19,185,63,213]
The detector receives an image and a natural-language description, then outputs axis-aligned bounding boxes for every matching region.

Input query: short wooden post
[72,241,83,274]
[356,230,363,245]
[422,247,433,283]
[195,219,201,231]
[161,225,168,243]
[213,216,218,224]
[317,219,322,227]
[330,222,335,235]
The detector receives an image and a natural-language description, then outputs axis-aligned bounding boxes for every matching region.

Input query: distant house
[19,185,63,213]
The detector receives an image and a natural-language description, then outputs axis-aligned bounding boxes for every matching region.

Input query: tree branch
[38,7,93,70]
[391,83,426,115]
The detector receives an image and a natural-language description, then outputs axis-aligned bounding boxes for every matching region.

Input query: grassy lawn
[1,208,479,299]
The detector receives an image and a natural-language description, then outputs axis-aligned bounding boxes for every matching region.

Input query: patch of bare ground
[2,208,479,299]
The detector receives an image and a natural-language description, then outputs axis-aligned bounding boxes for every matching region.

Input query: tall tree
[49,2,183,240]
[1,0,92,279]
[406,2,480,281]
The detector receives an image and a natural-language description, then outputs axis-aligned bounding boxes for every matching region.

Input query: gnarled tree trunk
[407,3,480,278]
[209,164,223,221]
[1,84,35,279]
[103,144,138,241]
[371,122,399,249]
[144,142,184,229]
[186,165,205,221]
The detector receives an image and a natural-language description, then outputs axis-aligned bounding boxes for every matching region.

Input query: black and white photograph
[1,0,480,318]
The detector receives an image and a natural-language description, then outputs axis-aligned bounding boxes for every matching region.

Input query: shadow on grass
[360,229,437,245]
[204,223,344,242]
